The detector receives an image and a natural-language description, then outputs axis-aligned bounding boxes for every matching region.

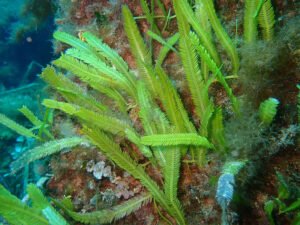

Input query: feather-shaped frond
[53,55,119,90]
[122,5,158,96]
[194,95,214,165]
[0,113,38,139]
[0,185,49,225]
[53,56,128,111]
[151,109,172,166]
[0,184,69,225]
[163,146,185,225]
[141,133,213,148]
[19,106,42,127]
[83,128,175,218]
[258,0,275,41]
[195,0,213,81]
[57,193,151,225]
[154,67,183,130]
[152,68,186,224]
[41,66,107,112]
[95,87,128,113]
[53,31,93,54]
[152,108,171,135]
[148,72,188,225]
[65,48,128,83]
[189,32,240,114]
[175,0,193,39]
[65,48,136,98]
[173,0,221,65]
[82,32,136,89]
[209,108,227,152]
[259,97,279,125]
[137,82,158,135]
[195,0,212,40]
[11,137,87,173]
[156,38,211,164]
[171,89,198,134]
[122,6,151,64]
[136,82,168,165]
[198,96,215,137]
[43,100,132,135]
[27,184,69,225]
[244,0,260,43]
[47,82,106,112]
[155,66,195,134]
[173,1,216,140]
[201,0,240,75]
[179,36,208,120]
[137,81,170,136]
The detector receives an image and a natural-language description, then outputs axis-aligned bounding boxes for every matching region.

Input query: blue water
[0,22,55,88]
[1,21,54,87]
[0,2,55,196]
[0,5,55,89]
